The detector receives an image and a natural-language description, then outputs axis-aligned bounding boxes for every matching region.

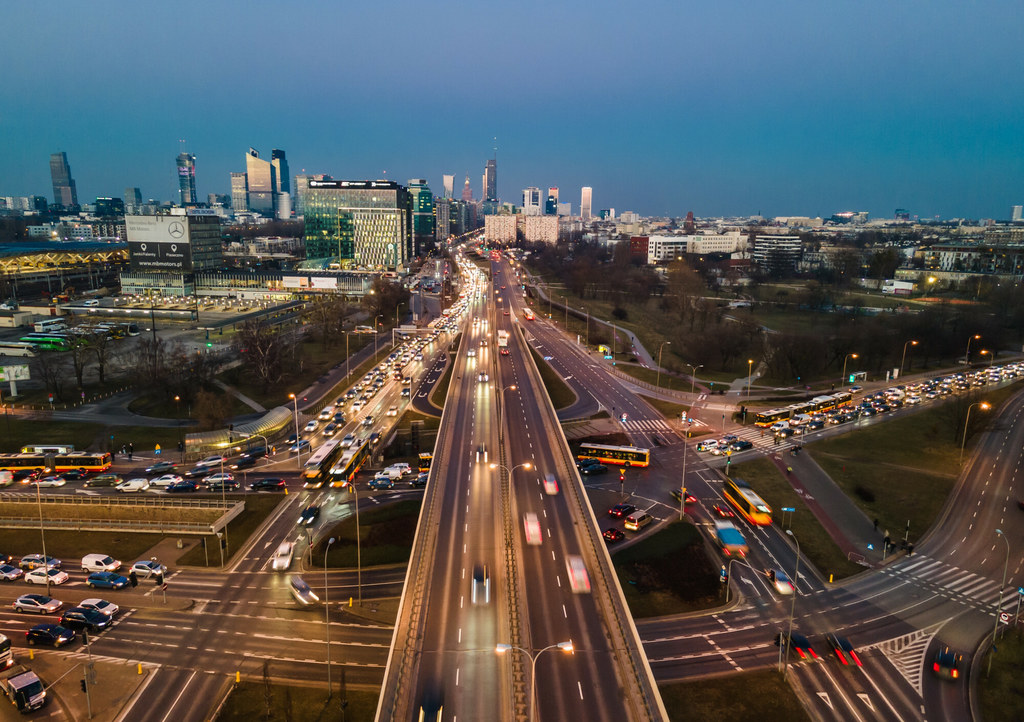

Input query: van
[289,576,319,606]
[769,421,790,433]
[81,554,121,573]
[624,512,653,531]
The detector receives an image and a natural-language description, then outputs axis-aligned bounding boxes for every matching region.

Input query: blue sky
[3,1,1022,219]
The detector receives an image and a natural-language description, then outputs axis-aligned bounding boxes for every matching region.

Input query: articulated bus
[522,307,535,321]
[18,333,72,351]
[577,443,651,467]
[753,391,854,427]
[303,439,343,489]
[723,478,773,525]
[418,452,433,473]
[0,451,112,475]
[329,440,371,487]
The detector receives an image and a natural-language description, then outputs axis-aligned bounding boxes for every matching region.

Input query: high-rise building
[230,173,249,212]
[176,152,197,206]
[125,211,223,274]
[580,187,593,220]
[408,179,435,255]
[124,187,142,215]
[271,150,289,196]
[49,152,78,208]
[302,179,413,269]
[484,159,497,202]
[245,148,276,215]
[522,187,542,215]
[95,197,125,217]
[461,174,473,203]
[442,174,454,199]
[434,197,451,241]
[1012,205,1023,222]
[545,187,559,215]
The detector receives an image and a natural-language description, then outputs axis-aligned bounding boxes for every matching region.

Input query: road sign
[781,507,796,513]
[1000,612,1010,623]
[155,444,161,456]
[1018,586,1024,595]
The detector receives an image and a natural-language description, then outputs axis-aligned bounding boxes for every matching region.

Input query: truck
[497,329,510,356]
[0,664,47,713]
[714,520,749,557]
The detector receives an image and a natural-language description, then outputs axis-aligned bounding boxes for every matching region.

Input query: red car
[712,504,736,519]
[603,528,625,543]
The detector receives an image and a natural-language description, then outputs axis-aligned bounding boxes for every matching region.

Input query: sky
[2,1,1022,220]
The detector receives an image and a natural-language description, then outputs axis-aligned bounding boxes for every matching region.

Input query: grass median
[660,669,810,722]
[527,344,576,410]
[314,499,422,568]
[178,494,285,567]
[978,627,1024,722]
[218,682,380,722]
[638,394,689,420]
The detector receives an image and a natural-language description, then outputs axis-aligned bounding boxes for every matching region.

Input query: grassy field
[730,457,864,580]
[808,382,1023,544]
[312,499,422,568]
[660,669,811,722]
[638,394,689,420]
[217,682,380,722]
[978,627,1024,722]
[178,494,285,567]
[611,521,722,617]
[527,345,576,409]
[0,528,164,564]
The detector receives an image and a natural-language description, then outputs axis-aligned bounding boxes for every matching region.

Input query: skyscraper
[484,159,497,202]
[124,187,142,215]
[522,187,542,215]
[545,187,559,215]
[1012,205,1023,222]
[230,173,249,212]
[49,152,78,208]
[442,174,454,199]
[581,187,593,220]
[245,148,276,215]
[176,152,197,206]
[408,179,435,255]
[461,174,473,203]
[271,150,289,195]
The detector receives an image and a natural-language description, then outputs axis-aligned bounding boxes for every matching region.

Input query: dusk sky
[3,1,1022,220]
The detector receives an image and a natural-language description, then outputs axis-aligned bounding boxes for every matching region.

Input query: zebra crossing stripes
[872,628,937,696]
[883,556,1017,615]
[621,418,676,433]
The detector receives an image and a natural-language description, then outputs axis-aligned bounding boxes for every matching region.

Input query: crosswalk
[881,555,1019,619]
[621,418,677,434]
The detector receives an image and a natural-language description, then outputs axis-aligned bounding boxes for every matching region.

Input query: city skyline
[2,1,1022,220]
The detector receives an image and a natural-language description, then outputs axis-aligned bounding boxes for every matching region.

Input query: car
[230,455,258,470]
[696,440,719,452]
[25,568,69,585]
[87,572,129,590]
[196,455,226,467]
[401,387,411,397]
[167,479,200,493]
[825,633,862,666]
[387,405,398,417]
[322,422,339,437]
[471,564,490,604]
[27,623,76,647]
[84,474,123,487]
[466,348,476,357]
[776,631,817,659]
[608,503,636,519]
[287,433,301,444]
[603,528,626,544]
[289,576,320,606]
[298,505,320,526]
[711,504,736,519]
[543,475,559,495]
[411,472,428,488]
[78,598,119,617]
[289,440,311,453]
[20,555,61,571]
[933,646,963,680]
[805,419,826,431]
[131,560,167,579]
[203,471,235,485]
[478,372,489,383]
[249,477,287,492]
[0,564,24,581]
[13,594,63,614]
[149,474,184,488]
[116,478,150,493]
[333,411,346,423]
[669,489,697,505]
[624,512,653,531]
[565,555,591,593]
[369,432,382,446]
[304,420,319,433]
[775,427,796,439]
[59,606,111,632]
[766,569,795,595]
[59,469,90,481]
[145,461,178,474]
[341,434,357,448]
[579,462,608,476]
[361,415,374,428]
[368,476,394,490]
[730,440,754,452]
[318,408,334,421]
[271,541,295,571]
[523,513,542,545]
[35,475,67,487]
[207,479,240,492]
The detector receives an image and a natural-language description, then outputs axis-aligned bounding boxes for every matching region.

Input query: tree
[194,389,231,431]
[234,319,285,395]
[31,351,70,402]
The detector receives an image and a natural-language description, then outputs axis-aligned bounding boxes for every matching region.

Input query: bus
[522,307,535,321]
[754,392,855,426]
[753,408,792,427]
[329,440,370,487]
[303,439,343,489]
[0,633,11,669]
[0,451,112,475]
[418,452,433,473]
[21,445,75,454]
[32,318,68,334]
[0,341,37,358]
[18,333,72,351]
[723,477,772,525]
[577,443,651,467]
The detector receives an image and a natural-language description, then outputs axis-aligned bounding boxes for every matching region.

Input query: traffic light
[619,469,625,484]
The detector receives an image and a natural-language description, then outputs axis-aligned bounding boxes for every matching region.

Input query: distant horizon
[2,2,1021,222]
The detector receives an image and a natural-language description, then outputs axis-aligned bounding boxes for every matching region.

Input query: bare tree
[234,318,285,394]
[31,351,70,401]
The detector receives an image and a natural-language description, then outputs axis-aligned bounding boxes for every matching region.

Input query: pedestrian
[129,570,138,588]
[873,518,879,532]
[786,466,792,475]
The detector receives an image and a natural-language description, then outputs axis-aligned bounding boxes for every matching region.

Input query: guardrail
[0,517,218,534]
[0,492,235,510]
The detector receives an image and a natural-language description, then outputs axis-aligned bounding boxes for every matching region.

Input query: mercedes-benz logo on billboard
[168,222,185,239]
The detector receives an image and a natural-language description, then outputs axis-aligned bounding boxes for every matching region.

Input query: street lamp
[495,641,574,721]
[900,340,918,376]
[656,341,671,390]
[497,385,517,445]
[489,462,532,477]
[747,359,754,400]
[289,393,302,469]
[993,529,1010,651]
[174,395,182,462]
[373,314,383,363]
[325,536,336,697]
[841,353,859,388]
[782,528,801,676]
[965,334,981,363]
[960,401,991,464]
[35,481,50,595]
[980,349,995,367]
[685,363,703,399]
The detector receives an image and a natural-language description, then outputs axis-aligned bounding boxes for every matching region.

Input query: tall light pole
[960,401,991,464]
[560,296,567,328]
[373,314,382,364]
[900,340,918,376]
[656,341,671,390]
[841,353,859,388]
[36,481,50,595]
[344,331,350,379]
[782,528,800,677]
[289,393,302,469]
[174,395,182,462]
[495,641,574,722]
[497,385,517,446]
[965,334,981,363]
[325,536,336,697]
[993,530,1010,653]
[747,359,754,400]
[685,362,703,399]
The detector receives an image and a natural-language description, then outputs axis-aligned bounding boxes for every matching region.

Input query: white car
[79,598,119,617]
[25,568,69,585]
[696,440,719,452]
[149,474,183,488]
[543,475,559,496]
[196,455,226,467]
[523,513,542,546]
[317,408,334,421]
[386,406,398,417]
[467,349,476,357]
[203,472,235,485]
[304,420,319,433]
[341,434,356,448]
[116,478,150,493]
[35,476,67,487]
[131,560,166,579]
[271,541,294,572]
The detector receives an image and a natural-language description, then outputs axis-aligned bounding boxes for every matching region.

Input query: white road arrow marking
[817,692,834,711]
[857,693,874,711]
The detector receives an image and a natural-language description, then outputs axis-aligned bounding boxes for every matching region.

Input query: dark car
[184,466,214,478]
[87,572,129,590]
[230,456,257,470]
[60,469,90,481]
[776,631,817,660]
[298,505,320,526]
[84,474,122,487]
[59,606,111,632]
[410,472,428,488]
[26,623,76,647]
[580,463,609,476]
[206,479,240,492]
[603,528,625,543]
[250,477,287,492]
[144,461,178,474]
[775,427,796,439]
[166,479,200,493]
[730,440,754,452]
[933,646,963,680]
[826,633,862,666]
[608,504,636,519]
[369,432,381,446]
[669,489,697,505]
[805,419,825,430]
